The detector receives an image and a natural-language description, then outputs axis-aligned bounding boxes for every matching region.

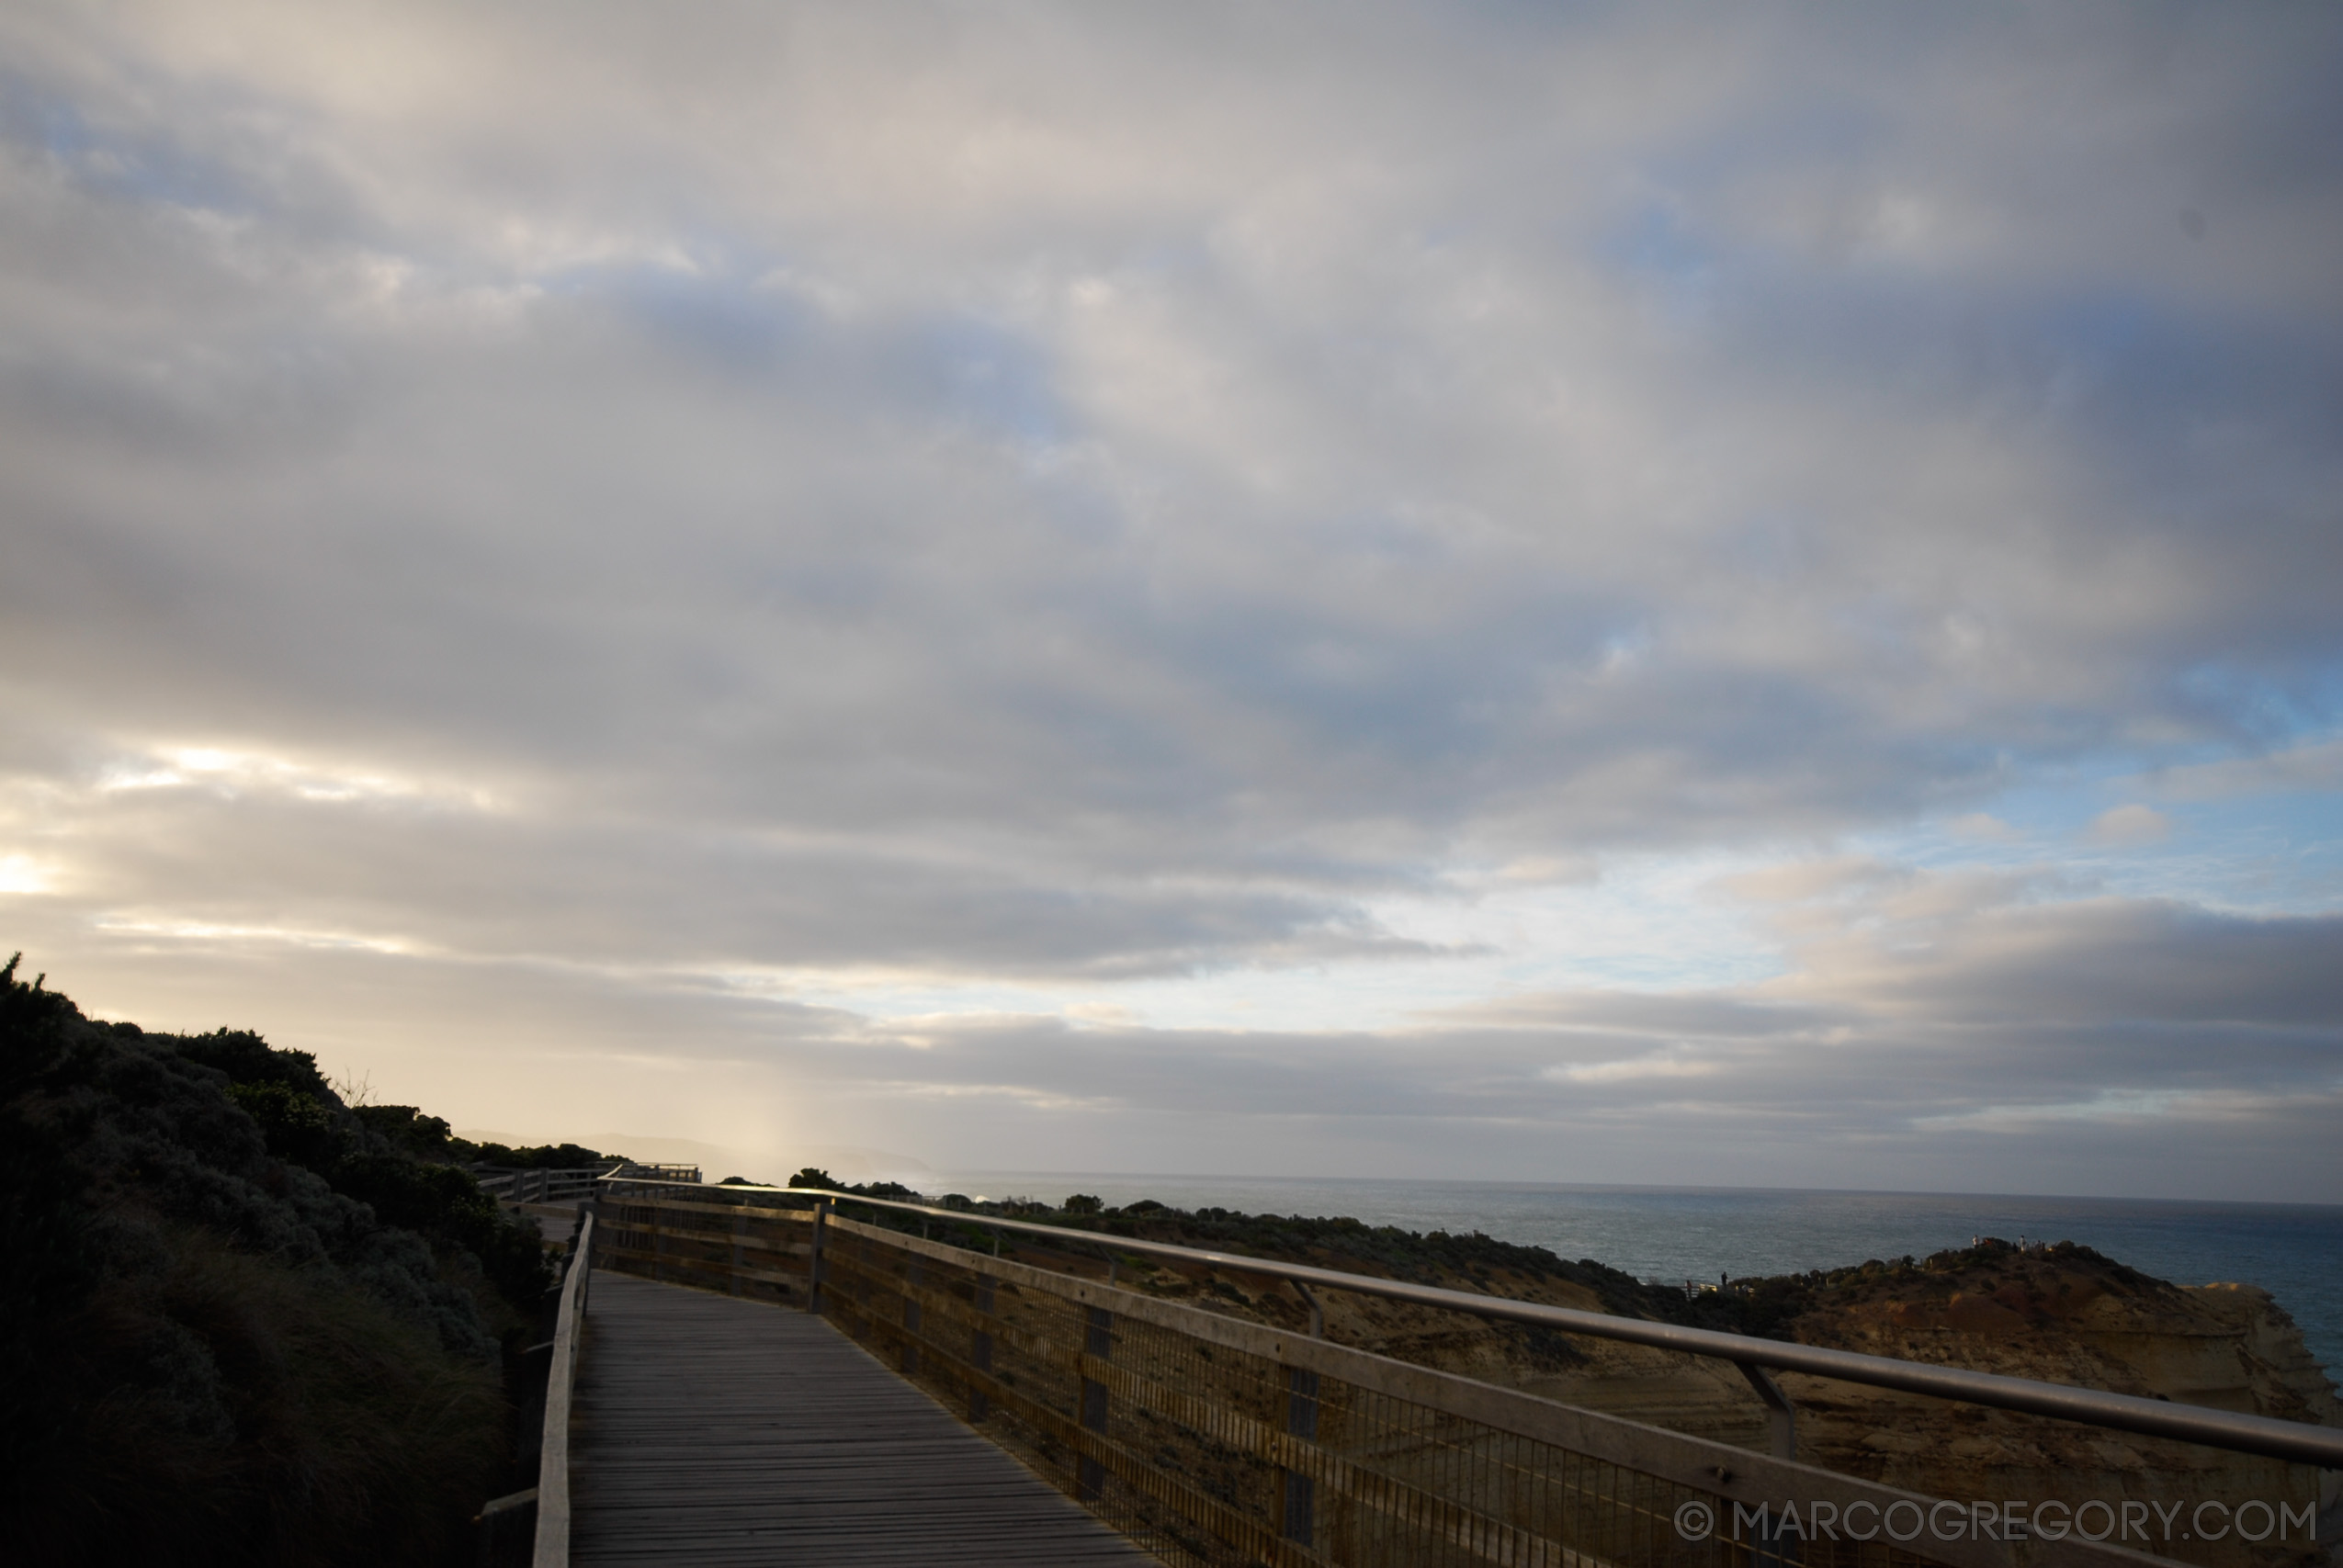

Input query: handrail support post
[807,1197,830,1315]
[1736,1359,1797,1462]
[1077,1304,1113,1501]
[969,1271,996,1424]
[1283,1359,1320,1545]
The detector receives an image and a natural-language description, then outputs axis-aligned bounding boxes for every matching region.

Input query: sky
[2,1,2338,1201]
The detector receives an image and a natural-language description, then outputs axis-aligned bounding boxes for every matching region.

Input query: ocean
[921,1173,2343,1382]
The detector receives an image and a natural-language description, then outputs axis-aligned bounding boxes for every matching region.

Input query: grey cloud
[1778,897,2343,1032]
[8,770,1437,978]
[14,877,2333,1198]
[1419,991,1849,1041]
[754,892,2342,1128]
[2140,739,2343,801]
[1,2,2337,1193]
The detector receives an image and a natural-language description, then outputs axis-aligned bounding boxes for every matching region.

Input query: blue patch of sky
[1593,197,1719,325]
[904,314,1070,452]
[1861,742,2343,917]
[548,254,821,375]
[2,75,277,220]
[2172,659,2343,750]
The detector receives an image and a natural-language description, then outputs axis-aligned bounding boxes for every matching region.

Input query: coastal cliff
[978,1202,2339,1568]
[1773,1244,2339,1568]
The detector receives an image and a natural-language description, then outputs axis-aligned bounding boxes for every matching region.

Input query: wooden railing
[475,1166,610,1203]
[531,1208,593,1568]
[476,1163,698,1203]
[578,1179,2330,1568]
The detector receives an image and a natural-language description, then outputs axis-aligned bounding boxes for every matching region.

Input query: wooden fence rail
[533,1208,594,1568]
[584,1183,2199,1568]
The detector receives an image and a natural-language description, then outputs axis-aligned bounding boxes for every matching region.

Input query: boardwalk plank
[569,1271,1156,1566]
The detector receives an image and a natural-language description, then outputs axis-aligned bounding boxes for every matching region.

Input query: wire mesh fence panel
[594,1190,813,1304]
[813,1216,2023,1568]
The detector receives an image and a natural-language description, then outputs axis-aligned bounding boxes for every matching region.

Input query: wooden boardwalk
[570,1272,1157,1565]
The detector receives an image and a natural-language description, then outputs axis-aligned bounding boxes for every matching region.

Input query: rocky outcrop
[1768,1245,2338,1568]
[1012,1222,2337,1568]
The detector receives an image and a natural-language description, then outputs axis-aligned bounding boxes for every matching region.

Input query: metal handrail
[623,1179,2343,1472]
[533,1208,594,1568]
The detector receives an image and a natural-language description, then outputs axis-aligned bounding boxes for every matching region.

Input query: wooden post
[807,1198,829,1315]
[1283,1365,1319,1546]
[1077,1305,1113,1501]
[577,1197,594,1315]
[730,1209,749,1297]
[970,1272,995,1423]
[901,1256,922,1374]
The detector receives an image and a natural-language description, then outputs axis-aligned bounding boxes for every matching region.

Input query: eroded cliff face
[1787,1249,2337,1422]
[1770,1247,2338,1568]
[1083,1235,2338,1568]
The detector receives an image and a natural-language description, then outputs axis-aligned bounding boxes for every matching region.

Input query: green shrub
[174,1029,331,1099]
[17,1228,504,1566]
[333,1156,548,1309]
[228,1081,342,1168]
[352,1104,455,1157]
[0,956,525,1565]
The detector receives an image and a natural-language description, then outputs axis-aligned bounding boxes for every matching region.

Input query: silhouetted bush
[353,1104,456,1157]
[332,1155,549,1311]
[0,955,541,1565]
[228,1080,343,1168]
[466,1139,620,1170]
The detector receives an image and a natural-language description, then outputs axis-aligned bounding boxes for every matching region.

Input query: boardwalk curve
[570,1272,1156,1565]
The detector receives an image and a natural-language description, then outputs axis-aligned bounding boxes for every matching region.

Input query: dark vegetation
[466,1137,627,1170]
[1704,1236,2158,1338]
[807,1184,2127,1345]
[788,1167,917,1199]
[816,1183,1716,1321]
[0,957,559,1567]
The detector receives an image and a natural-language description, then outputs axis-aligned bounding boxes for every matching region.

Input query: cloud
[2087,804,2173,844]
[1761,886,2343,1032]
[19,849,2339,1198]
[1546,1051,1723,1086]
[0,2,2337,1198]
[0,853,58,895]
[2142,739,2343,801]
